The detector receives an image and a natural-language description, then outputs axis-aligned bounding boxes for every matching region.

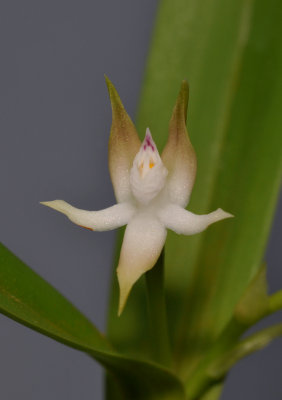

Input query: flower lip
[130,128,168,205]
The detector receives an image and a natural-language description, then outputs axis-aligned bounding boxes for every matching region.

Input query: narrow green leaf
[136,0,282,355]
[107,0,282,390]
[0,242,109,352]
[0,243,185,400]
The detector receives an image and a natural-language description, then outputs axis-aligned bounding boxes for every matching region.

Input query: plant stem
[184,318,244,399]
[269,290,282,313]
[184,318,282,399]
[145,250,172,368]
[199,383,224,400]
[208,323,282,379]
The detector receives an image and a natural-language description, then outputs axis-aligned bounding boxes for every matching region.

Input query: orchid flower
[41,77,233,315]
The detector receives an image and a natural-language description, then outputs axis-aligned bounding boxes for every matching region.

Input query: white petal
[117,213,167,315]
[158,204,233,235]
[40,200,136,231]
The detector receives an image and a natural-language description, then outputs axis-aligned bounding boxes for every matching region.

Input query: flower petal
[40,200,135,231]
[158,204,233,235]
[105,76,141,203]
[117,214,167,315]
[161,81,197,208]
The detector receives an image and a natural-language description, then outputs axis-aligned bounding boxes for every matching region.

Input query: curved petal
[158,204,233,235]
[117,214,167,315]
[40,200,136,231]
[105,76,141,203]
[161,81,197,208]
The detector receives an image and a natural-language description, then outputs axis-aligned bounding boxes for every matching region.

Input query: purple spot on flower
[144,132,155,151]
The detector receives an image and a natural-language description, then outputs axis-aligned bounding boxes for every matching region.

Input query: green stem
[199,383,224,400]
[209,323,282,379]
[185,318,282,399]
[183,287,282,399]
[145,250,172,367]
[269,290,282,313]
[184,318,244,399]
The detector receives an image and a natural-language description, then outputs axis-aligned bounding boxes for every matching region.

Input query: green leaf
[137,0,282,356]
[0,242,109,352]
[0,243,185,400]
[107,0,282,386]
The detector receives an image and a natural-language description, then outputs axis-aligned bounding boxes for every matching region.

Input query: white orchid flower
[41,78,233,315]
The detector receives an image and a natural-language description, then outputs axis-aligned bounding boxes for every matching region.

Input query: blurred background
[0,1,281,399]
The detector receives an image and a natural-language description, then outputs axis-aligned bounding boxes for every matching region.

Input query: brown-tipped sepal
[161,80,197,208]
[105,76,141,203]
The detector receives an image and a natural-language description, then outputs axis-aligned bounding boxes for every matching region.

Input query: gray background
[0,1,281,399]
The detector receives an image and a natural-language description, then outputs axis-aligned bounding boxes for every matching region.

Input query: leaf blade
[135,0,282,353]
[0,242,185,400]
[0,242,110,352]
